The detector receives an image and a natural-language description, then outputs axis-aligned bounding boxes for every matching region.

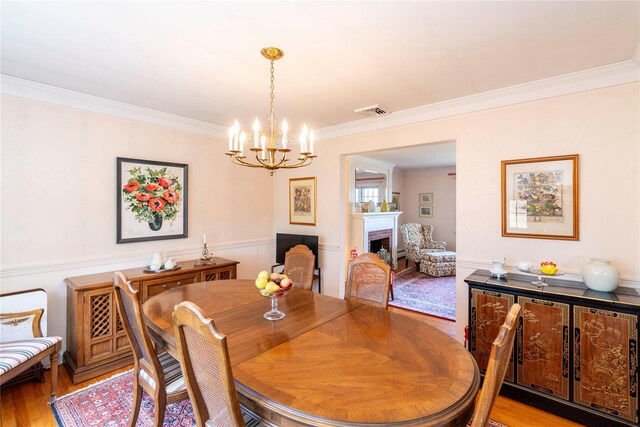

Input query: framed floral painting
[117,157,188,243]
[289,177,316,226]
[501,154,579,240]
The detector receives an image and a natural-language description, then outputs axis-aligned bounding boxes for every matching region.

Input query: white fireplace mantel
[350,212,403,268]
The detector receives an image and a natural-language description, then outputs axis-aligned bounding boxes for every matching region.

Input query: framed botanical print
[501,154,579,240]
[289,177,316,225]
[419,193,433,204]
[117,157,188,243]
[419,205,433,218]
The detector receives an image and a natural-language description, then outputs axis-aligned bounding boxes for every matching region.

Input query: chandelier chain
[269,59,275,134]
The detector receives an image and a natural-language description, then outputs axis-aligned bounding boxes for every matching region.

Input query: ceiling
[2,1,638,169]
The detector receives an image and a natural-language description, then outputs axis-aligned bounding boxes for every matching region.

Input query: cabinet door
[141,273,198,302]
[470,288,515,382]
[574,306,638,424]
[82,288,129,365]
[517,296,569,400]
[200,266,236,282]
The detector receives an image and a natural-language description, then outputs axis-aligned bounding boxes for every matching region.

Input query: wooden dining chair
[470,303,521,427]
[113,272,189,427]
[172,301,251,427]
[283,244,316,291]
[345,252,391,309]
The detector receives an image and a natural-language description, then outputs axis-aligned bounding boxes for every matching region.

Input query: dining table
[142,279,480,426]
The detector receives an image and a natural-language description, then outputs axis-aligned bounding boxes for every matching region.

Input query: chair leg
[153,395,166,427]
[129,378,143,427]
[49,352,59,403]
[389,282,394,301]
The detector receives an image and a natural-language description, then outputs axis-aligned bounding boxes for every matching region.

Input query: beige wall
[1,95,275,351]
[273,82,640,342]
[401,166,457,251]
[2,82,638,349]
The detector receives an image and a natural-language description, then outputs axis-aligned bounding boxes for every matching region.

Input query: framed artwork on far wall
[419,205,433,218]
[392,192,400,211]
[501,154,579,240]
[419,193,433,204]
[289,177,317,226]
[117,157,188,243]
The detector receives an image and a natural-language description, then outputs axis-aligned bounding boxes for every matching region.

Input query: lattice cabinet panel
[470,288,515,382]
[517,296,569,400]
[574,306,638,424]
[199,265,236,282]
[82,288,117,365]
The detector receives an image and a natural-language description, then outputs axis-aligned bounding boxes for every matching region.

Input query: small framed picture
[419,193,433,204]
[392,192,400,211]
[289,177,317,225]
[419,205,433,218]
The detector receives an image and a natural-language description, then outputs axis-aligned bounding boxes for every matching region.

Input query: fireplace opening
[368,229,393,254]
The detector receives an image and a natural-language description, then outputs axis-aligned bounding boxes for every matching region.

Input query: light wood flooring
[1,264,583,427]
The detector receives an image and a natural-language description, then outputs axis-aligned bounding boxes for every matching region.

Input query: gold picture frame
[501,154,579,240]
[289,177,317,226]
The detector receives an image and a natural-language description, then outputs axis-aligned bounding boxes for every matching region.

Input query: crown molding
[3,60,639,141]
[317,60,640,140]
[0,75,228,138]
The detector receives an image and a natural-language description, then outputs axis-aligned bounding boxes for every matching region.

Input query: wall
[392,167,405,254]
[272,82,640,342]
[0,95,275,353]
[402,166,457,251]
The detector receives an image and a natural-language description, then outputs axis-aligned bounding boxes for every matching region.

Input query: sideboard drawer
[140,273,198,302]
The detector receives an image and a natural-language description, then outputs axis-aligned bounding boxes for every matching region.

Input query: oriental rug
[389,269,456,320]
[52,370,260,427]
[52,369,507,427]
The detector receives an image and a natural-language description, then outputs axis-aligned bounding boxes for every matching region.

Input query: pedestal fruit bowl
[255,270,294,320]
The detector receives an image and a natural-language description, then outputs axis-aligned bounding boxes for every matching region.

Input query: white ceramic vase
[581,258,620,292]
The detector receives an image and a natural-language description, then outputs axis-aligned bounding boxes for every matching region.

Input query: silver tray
[143,265,182,274]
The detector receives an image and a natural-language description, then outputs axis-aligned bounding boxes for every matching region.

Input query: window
[356,186,379,204]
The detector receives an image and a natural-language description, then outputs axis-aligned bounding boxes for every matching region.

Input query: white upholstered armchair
[399,223,446,269]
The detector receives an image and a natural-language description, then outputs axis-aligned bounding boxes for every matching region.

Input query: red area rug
[389,269,456,320]
[52,371,193,426]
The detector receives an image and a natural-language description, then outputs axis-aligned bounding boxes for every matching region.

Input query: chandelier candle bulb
[309,131,315,155]
[253,118,260,149]
[239,132,246,154]
[203,234,206,244]
[281,119,288,149]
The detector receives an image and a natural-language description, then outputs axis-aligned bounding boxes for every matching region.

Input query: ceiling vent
[354,104,388,117]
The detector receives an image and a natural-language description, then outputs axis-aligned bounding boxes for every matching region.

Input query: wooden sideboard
[465,270,639,427]
[64,257,238,384]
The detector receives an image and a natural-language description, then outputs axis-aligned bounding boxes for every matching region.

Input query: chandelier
[226,47,316,175]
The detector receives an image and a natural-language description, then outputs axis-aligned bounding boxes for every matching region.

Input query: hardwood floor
[1,265,583,427]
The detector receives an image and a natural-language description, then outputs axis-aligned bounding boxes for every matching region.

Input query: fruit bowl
[540,261,559,275]
[255,271,294,320]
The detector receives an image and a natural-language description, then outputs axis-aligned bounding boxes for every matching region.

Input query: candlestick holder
[194,243,216,266]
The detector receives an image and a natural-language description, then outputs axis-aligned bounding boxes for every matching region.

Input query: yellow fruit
[258,270,270,279]
[265,282,280,294]
[280,274,288,279]
[255,277,268,289]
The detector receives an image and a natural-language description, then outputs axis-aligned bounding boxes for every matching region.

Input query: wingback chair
[399,223,446,269]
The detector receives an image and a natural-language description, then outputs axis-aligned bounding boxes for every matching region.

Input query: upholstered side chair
[283,244,316,291]
[113,272,189,427]
[172,301,251,427]
[345,252,391,309]
[399,223,446,269]
[470,303,521,427]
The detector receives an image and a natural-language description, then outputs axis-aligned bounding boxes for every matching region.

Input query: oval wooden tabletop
[143,280,480,426]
